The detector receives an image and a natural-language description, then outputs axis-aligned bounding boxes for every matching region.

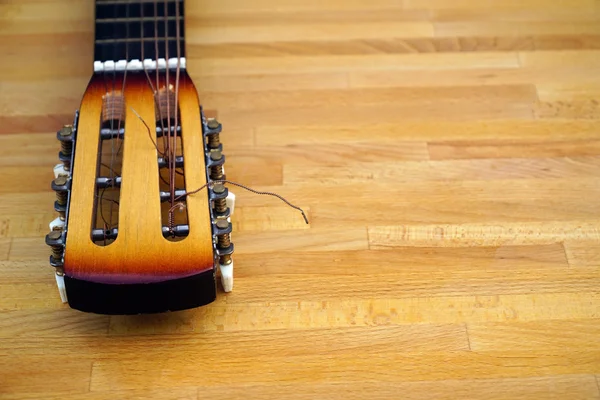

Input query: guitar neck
[94,0,185,70]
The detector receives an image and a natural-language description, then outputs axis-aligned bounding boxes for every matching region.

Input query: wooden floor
[1,0,600,398]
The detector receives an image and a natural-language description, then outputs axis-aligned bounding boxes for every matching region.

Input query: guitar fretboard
[95,0,185,66]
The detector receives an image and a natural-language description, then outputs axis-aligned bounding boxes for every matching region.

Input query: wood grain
[1,0,600,398]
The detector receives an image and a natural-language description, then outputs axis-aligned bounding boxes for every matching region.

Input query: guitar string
[114,1,131,157]
[100,0,120,242]
[108,0,131,235]
[154,0,171,186]
[141,0,157,95]
[140,0,164,167]
[174,0,182,194]
[98,24,112,234]
[154,0,167,154]
[141,0,164,186]
[141,0,168,189]
[144,0,186,232]
[163,0,178,229]
[171,0,183,230]
[173,1,184,186]
[106,0,119,238]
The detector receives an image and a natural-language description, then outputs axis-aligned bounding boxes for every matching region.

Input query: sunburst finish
[65,71,214,285]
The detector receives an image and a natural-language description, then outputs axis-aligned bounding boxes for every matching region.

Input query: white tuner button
[53,163,69,179]
[49,217,65,231]
[55,271,68,303]
[219,260,233,293]
[226,191,236,215]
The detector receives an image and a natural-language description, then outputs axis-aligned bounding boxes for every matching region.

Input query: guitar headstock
[45,66,235,314]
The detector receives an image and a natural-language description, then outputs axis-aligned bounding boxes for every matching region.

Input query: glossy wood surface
[66,72,214,283]
[1,0,600,398]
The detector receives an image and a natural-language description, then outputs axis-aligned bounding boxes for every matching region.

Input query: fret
[94,0,185,67]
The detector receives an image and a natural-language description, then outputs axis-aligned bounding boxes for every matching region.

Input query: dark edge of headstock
[65,267,216,315]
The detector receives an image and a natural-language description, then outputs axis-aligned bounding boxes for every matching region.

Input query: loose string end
[175,179,310,225]
[300,210,309,225]
[215,179,309,226]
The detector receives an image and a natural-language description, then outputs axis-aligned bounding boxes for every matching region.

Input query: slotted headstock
[45,0,235,314]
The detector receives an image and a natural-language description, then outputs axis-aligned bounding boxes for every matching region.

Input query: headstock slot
[101,90,126,127]
[92,90,126,246]
[155,86,179,128]
[154,84,189,241]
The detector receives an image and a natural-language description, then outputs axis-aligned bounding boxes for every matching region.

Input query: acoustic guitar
[45,0,236,314]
